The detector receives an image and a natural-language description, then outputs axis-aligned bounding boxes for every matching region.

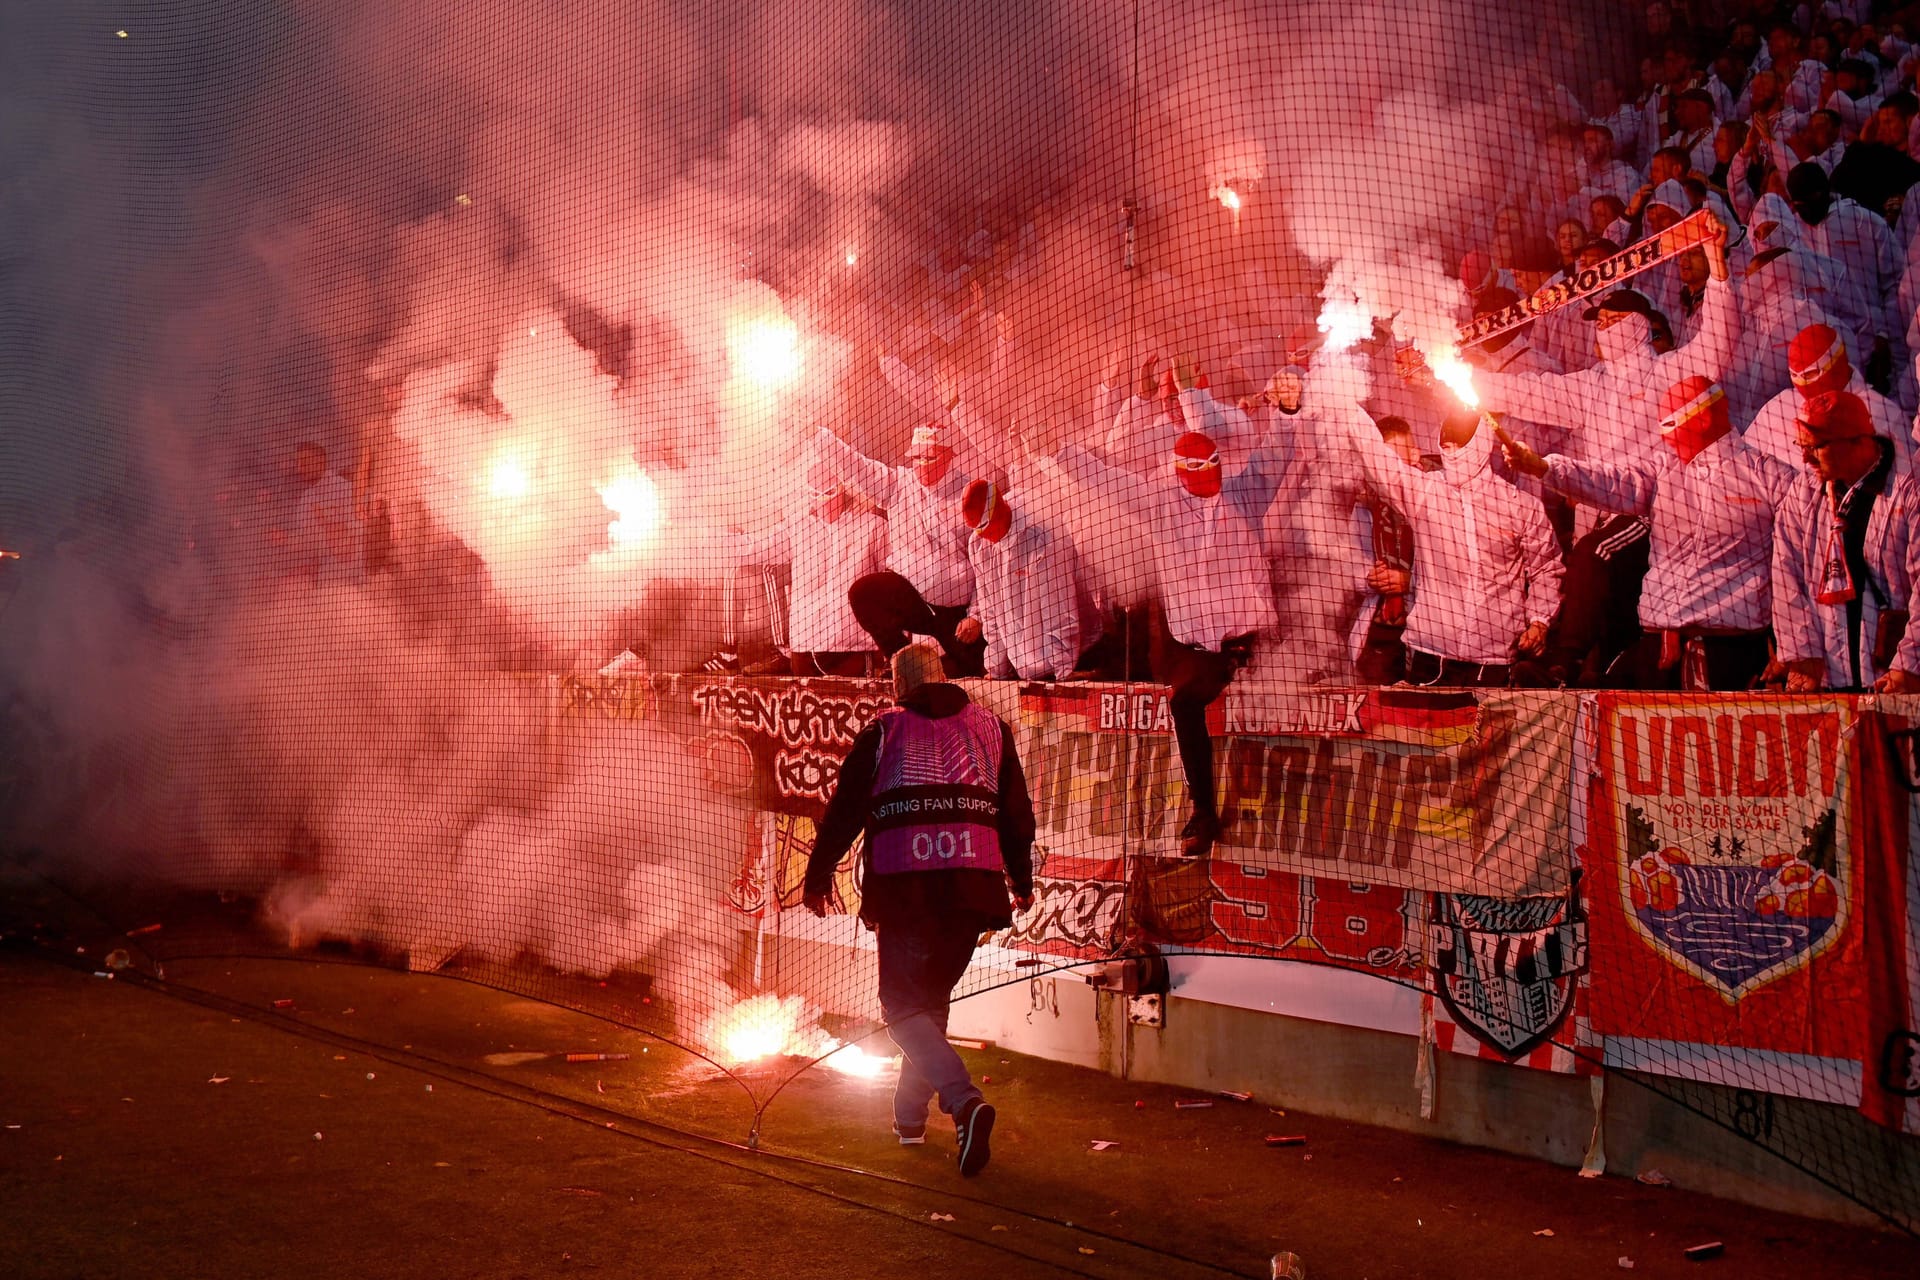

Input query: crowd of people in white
[697,6,1920,854]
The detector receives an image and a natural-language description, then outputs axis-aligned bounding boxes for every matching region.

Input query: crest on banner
[1608,704,1851,1002]
[1430,881,1587,1059]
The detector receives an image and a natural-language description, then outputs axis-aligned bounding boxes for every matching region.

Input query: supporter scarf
[1818,468,1880,606]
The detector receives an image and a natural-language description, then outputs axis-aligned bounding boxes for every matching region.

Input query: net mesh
[4,0,1920,1236]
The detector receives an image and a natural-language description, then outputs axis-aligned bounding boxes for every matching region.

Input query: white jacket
[1772,455,1920,687]
[1473,275,1740,471]
[1260,402,1373,681]
[1542,433,1798,631]
[813,428,974,608]
[1060,391,1282,652]
[737,505,887,653]
[1798,199,1905,340]
[1341,407,1564,666]
[1741,374,1916,478]
[965,516,1091,681]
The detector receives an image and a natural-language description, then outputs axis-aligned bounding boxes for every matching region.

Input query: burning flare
[1428,346,1480,408]
[1316,297,1370,352]
[487,450,534,501]
[707,995,893,1079]
[598,465,663,548]
[727,314,803,390]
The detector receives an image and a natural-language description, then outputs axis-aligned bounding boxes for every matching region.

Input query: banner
[1455,211,1718,350]
[1857,701,1920,1135]
[1584,695,1868,1069]
[641,677,1920,1099]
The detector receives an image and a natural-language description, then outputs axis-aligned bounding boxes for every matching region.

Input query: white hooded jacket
[1340,405,1564,666]
[1472,276,1740,471]
[965,514,1094,681]
[1541,433,1798,631]
[1060,388,1283,651]
[736,496,888,654]
[813,428,975,608]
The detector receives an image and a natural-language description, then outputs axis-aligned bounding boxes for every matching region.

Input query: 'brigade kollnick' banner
[1456,210,1719,351]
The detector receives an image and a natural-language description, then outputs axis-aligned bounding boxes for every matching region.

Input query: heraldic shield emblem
[1621,801,1847,999]
[1431,878,1588,1059]
[1603,698,1853,1002]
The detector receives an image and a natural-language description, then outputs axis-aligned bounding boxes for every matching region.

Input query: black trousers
[1148,608,1250,824]
[847,571,986,677]
[1356,620,1409,685]
[1547,514,1650,688]
[1611,628,1772,691]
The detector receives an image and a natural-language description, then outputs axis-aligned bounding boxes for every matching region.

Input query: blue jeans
[876,917,983,1129]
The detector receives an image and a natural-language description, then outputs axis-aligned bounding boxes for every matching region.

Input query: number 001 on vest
[868,703,1007,876]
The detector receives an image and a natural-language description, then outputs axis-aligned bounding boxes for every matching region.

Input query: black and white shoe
[954,1097,995,1177]
[700,650,741,674]
[891,1120,927,1146]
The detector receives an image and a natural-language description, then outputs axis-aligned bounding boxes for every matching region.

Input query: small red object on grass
[1683,1242,1724,1262]
[1265,1134,1307,1147]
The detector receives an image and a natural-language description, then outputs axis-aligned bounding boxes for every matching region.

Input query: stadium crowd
[131,3,1920,858]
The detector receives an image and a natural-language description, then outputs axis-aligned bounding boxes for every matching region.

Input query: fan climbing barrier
[5,0,1920,1242]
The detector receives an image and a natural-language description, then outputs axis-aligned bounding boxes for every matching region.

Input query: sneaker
[891,1121,927,1146]
[700,650,741,674]
[1179,810,1219,859]
[954,1097,995,1177]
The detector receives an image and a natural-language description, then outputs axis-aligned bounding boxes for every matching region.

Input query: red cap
[961,478,1005,530]
[1172,431,1220,469]
[1657,375,1721,428]
[1787,323,1847,388]
[1797,389,1873,444]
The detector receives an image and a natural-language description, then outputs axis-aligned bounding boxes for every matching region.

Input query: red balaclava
[1788,323,1851,399]
[961,478,1013,543]
[1173,431,1222,498]
[908,423,954,487]
[1657,375,1733,463]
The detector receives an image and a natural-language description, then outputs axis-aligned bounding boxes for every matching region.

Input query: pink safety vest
[867,703,1006,876]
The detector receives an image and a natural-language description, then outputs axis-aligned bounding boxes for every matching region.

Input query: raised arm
[812,427,899,509]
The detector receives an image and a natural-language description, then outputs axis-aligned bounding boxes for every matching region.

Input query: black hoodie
[804,681,1036,929]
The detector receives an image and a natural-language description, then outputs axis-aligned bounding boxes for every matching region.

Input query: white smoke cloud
[0,0,1630,1058]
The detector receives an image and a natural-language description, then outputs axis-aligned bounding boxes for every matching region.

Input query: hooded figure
[1338,402,1563,684]
[1259,364,1375,684]
[1056,388,1285,856]
[727,457,889,676]
[1771,390,1920,691]
[819,422,986,674]
[1741,192,1879,358]
[1503,376,1798,689]
[1742,322,1916,475]
[1786,162,1905,350]
[955,479,1095,682]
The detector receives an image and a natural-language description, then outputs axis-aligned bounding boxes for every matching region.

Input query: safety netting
[4,0,1920,1238]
